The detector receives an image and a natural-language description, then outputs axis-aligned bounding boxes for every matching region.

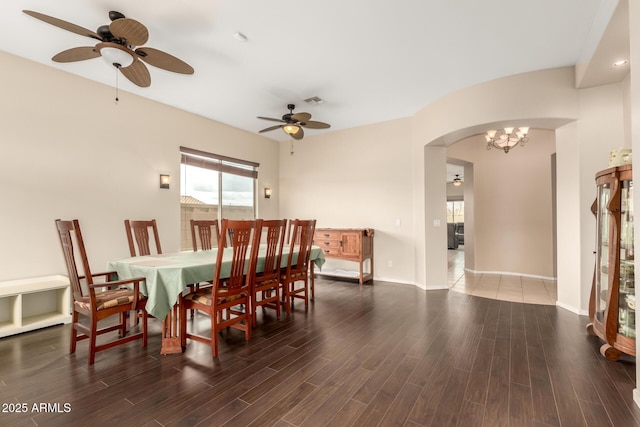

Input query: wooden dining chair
[179,219,261,357]
[190,219,222,251]
[188,219,223,317]
[281,219,316,314]
[251,219,286,327]
[55,219,148,365]
[124,219,162,256]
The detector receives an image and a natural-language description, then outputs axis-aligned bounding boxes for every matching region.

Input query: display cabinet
[587,164,634,360]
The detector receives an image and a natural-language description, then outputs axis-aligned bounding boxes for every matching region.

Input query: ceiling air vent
[304,96,325,105]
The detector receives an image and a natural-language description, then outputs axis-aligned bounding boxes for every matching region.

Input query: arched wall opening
[446,129,558,279]
[411,66,625,315]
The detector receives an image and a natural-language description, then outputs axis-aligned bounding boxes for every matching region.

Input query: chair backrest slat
[256,219,287,282]
[190,219,221,251]
[55,219,94,301]
[214,219,261,295]
[286,219,316,274]
[125,219,162,256]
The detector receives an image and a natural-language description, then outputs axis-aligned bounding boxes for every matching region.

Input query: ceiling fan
[23,10,194,88]
[258,104,330,140]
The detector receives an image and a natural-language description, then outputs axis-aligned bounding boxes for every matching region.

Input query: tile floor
[447,247,557,305]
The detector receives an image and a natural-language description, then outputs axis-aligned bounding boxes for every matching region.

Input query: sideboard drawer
[315,238,341,250]
[320,246,342,257]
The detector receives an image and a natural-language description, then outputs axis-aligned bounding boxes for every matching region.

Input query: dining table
[107,245,325,354]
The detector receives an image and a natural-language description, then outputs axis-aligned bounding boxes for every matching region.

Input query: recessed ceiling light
[612,59,628,67]
[233,32,248,42]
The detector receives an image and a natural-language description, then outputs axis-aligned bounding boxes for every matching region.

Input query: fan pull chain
[114,67,120,103]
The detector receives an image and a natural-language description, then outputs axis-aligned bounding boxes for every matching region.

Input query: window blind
[179,146,259,179]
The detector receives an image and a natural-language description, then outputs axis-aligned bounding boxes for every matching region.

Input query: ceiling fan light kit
[97,43,134,68]
[283,124,300,135]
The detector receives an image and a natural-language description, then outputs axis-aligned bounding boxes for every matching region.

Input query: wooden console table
[313,228,374,285]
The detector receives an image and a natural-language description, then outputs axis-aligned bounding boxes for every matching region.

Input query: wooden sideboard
[312,228,374,285]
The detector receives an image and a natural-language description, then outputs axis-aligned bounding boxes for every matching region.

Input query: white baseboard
[464,268,556,281]
[370,277,417,286]
[555,301,584,315]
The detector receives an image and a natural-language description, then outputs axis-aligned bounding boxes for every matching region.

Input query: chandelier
[485,127,529,153]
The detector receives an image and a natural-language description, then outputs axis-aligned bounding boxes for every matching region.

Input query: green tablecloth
[106,246,325,320]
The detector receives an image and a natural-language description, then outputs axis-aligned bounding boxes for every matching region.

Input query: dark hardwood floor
[0,278,638,426]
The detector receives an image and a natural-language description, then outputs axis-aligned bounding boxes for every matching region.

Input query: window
[447,200,464,223]
[180,147,258,250]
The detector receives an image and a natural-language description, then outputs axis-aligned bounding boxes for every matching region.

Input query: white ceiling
[0,0,626,146]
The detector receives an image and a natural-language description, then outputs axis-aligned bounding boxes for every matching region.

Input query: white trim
[372,277,418,286]
[634,389,640,410]
[464,268,557,281]
[373,278,448,291]
[555,300,583,315]
[424,284,450,291]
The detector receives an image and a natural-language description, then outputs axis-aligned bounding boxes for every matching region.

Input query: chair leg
[283,282,291,314]
[251,295,257,328]
[142,309,148,347]
[211,311,219,357]
[120,312,128,337]
[245,313,251,341]
[88,316,98,365]
[179,300,188,349]
[70,311,79,354]
[189,284,197,319]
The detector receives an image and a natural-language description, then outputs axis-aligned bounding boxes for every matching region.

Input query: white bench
[0,275,71,338]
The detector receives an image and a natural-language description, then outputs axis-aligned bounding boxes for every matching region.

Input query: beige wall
[576,83,627,311]
[447,130,556,277]
[0,51,279,281]
[279,118,415,284]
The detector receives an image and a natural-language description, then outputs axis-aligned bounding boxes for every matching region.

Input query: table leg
[160,304,183,354]
[310,262,315,301]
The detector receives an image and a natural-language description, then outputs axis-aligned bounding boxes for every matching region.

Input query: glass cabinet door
[618,179,634,338]
[595,182,611,325]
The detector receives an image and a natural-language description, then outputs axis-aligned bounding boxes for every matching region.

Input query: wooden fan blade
[52,46,100,63]
[301,120,331,129]
[259,125,283,133]
[291,112,311,123]
[109,18,149,46]
[291,127,304,140]
[136,47,194,74]
[23,10,101,40]
[120,60,151,87]
[257,116,285,123]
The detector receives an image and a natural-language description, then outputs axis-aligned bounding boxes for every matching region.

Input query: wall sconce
[264,187,272,199]
[160,174,171,189]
